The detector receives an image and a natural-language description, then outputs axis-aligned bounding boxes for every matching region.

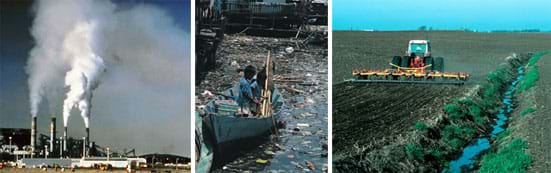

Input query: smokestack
[31,116,37,158]
[85,127,89,157]
[63,126,67,155]
[50,117,56,153]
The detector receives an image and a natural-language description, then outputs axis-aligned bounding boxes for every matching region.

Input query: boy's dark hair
[244,65,256,79]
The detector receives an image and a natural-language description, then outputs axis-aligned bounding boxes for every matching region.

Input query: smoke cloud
[26,0,190,156]
[62,21,105,128]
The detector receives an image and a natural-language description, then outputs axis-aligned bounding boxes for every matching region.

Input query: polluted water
[197,35,328,172]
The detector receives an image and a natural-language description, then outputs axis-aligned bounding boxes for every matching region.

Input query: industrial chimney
[50,117,56,153]
[85,127,89,157]
[31,116,37,158]
[63,126,67,155]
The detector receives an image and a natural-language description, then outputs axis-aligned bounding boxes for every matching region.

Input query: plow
[347,40,469,85]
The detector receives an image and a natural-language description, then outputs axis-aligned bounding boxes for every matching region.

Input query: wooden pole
[261,51,271,117]
[261,51,278,136]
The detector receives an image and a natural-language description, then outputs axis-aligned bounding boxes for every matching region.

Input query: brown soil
[332,31,551,160]
[511,54,551,172]
[333,31,551,83]
[332,31,551,172]
[333,83,470,156]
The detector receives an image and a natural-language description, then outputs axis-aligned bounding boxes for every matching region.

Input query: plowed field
[332,31,551,160]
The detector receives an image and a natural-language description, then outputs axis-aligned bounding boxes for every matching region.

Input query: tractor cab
[406,40,431,58]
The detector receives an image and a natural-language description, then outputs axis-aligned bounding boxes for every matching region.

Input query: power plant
[4,114,155,169]
[25,115,90,158]
[1,0,192,171]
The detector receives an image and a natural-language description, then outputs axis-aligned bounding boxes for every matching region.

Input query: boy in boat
[239,65,260,115]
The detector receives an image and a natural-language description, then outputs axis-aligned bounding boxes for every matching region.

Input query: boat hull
[196,112,214,173]
[199,84,284,169]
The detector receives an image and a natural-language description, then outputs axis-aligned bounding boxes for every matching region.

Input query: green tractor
[391,40,444,72]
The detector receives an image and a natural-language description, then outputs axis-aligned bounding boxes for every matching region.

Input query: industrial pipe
[31,116,37,158]
[50,117,56,153]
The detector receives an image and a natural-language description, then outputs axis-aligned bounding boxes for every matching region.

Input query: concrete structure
[18,157,146,168]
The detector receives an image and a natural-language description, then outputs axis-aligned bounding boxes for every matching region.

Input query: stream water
[447,66,525,173]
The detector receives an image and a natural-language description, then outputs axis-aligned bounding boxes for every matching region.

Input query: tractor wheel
[401,56,411,67]
[424,57,434,71]
[391,56,401,69]
[434,57,444,72]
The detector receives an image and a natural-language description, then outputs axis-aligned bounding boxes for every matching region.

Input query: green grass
[518,66,539,93]
[442,125,475,150]
[481,65,512,108]
[442,125,475,140]
[526,51,550,67]
[520,107,536,116]
[496,129,511,143]
[405,144,425,160]
[468,105,485,125]
[444,103,463,121]
[428,148,443,160]
[518,51,549,93]
[414,122,428,132]
[478,52,549,172]
[479,138,532,173]
[402,51,549,171]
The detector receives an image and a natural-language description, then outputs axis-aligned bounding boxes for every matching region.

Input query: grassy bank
[478,51,550,172]
[401,53,529,171]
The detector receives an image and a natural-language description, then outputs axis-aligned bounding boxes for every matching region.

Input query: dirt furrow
[521,54,551,171]
[333,83,470,154]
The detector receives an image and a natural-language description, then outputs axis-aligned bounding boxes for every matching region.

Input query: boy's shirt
[239,77,257,106]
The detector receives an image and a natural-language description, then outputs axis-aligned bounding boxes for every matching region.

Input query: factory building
[0,128,31,161]
[1,116,90,160]
[17,157,147,168]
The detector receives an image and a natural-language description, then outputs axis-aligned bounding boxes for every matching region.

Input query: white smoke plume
[27,0,112,118]
[61,21,105,128]
[26,0,190,156]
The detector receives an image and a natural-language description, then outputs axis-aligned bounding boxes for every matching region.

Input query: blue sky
[333,0,551,31]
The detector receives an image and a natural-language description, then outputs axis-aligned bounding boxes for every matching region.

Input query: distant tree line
[491,29,541,32]
[417,25,547,33]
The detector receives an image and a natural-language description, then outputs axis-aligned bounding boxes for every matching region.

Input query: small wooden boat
[206,84,283,148]
[197,51,281,171]
[196,83,283,171]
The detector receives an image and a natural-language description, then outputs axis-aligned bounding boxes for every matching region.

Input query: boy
[239,65,260,115]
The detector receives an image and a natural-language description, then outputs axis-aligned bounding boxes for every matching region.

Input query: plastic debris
[305,160,315,171]
[256,159,269,164]
[285,47,294,53]
[196,34,327,172]
[291,161,304,169]
[297,123,310,127]
[231,60,239,67]
[264,150,275,155]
